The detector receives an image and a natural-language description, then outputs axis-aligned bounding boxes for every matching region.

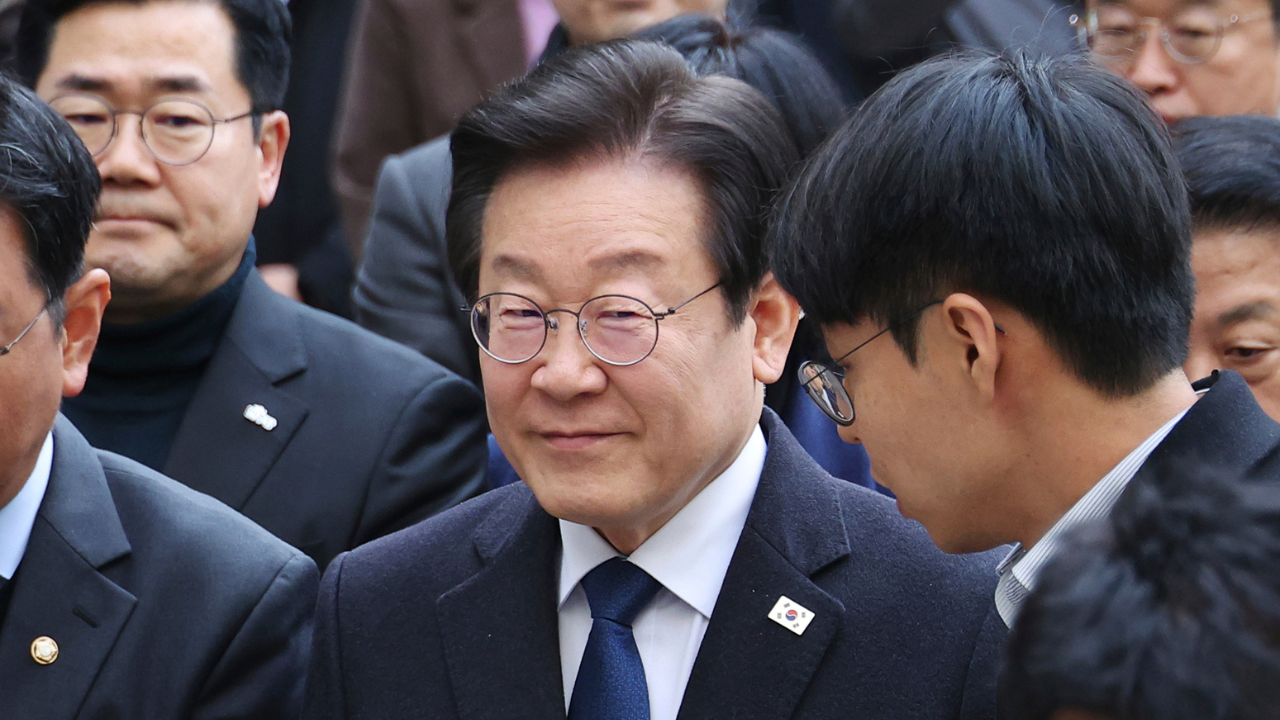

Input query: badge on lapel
[242,403,278,431]
[30,636,58,665]
[769,596,815,636]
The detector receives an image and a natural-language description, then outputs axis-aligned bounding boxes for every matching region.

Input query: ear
[939,292,1003,400]
[749,272,800,384]
[256,110,290,208]
[61,269,111,398]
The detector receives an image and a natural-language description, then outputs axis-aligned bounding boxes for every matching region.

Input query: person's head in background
[1073,0,1280,122]
[553,0,729,46]
[1000,459,1280,720]
[1174,115,1280,423]
[631,14,846,158]
[16,0,290,324]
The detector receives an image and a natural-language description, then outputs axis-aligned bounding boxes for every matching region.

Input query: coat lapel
[0,418,136,719]
[163,272,309,510]
[677,410,851,720]
[437,486,567,719]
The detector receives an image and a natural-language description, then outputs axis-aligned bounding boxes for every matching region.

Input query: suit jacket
[161,269,488,569]
[332,0,526,256]
[305,409,1006,719]
[0,417,317,719]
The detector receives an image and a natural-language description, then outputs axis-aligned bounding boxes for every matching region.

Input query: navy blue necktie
[568,558,662,720]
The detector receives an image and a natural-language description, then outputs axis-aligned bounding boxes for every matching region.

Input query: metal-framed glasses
[48,93,255,166]
[468,283,721,366]
[0,307,47,358]
[1070,7,1271,66]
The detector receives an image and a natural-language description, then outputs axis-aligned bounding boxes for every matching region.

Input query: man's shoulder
[97,449,313,581]
[390,135,452,177]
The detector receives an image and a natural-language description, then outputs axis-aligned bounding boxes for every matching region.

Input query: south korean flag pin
[769,596,815,636]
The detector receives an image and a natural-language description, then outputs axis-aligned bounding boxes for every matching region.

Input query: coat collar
[447,409,852,719]
[1141,370,1280,476]
[0,417,137,719]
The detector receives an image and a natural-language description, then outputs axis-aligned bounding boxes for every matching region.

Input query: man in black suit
[0,74,315,720]
[17,0,488,569]
[770,51,1280,629]
[306,41,1005,720]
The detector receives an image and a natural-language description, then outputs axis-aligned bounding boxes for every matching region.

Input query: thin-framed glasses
[468,283,721,366]
[48,93,255,166]
[1070,7,1271,66]
[0,306,47,357]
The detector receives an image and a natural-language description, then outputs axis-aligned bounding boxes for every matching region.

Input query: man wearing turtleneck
[23,0,488,570]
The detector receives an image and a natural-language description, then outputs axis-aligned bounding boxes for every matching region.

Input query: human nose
[94,114,162,186]
[529,317,609,401]
[1126,25,1180,96]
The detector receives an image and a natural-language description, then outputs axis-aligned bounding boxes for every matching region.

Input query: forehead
[1192,225,1280,311]
[1089,0,1263,12]
[36,1,243,102]
[479,155,716,293]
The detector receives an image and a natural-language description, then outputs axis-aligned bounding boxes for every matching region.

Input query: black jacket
[0,417,317,719]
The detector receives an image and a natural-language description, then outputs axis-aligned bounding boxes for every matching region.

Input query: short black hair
[631,14,848,158]
[1001,458,1280,720]
[0,73,101,322]
[447,39,797,322]
[1174,115,1280,234]
[770,50,1194,397]
[15,0,291,114]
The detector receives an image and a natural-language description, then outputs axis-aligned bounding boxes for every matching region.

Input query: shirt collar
[558,425,767,618]
[0,432,54,580]
[996,402,1194,626]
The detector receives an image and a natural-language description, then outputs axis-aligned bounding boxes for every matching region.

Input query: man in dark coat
[0,74,315,720]
[305,40,1005,720]
[17,0,488,570]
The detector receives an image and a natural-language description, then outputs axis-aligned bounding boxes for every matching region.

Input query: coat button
[30,636,58,665]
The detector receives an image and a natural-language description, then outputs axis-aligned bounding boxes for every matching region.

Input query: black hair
[446,39,797,323]
[631,14,847,158]
[0,74,101,324]
[15,0,291,114]
[1001,456,1280,720]
[770,50,1194,397]
[1174,115,1280,234]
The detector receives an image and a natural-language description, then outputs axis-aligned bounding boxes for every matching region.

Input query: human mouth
[538,431,623,450]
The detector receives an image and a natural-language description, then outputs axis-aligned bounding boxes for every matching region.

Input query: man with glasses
[1070,0,1280,121]
[305,40,1005,720]
[0,72,315,720]
[15,0,488,570]
[772,50,1280,629]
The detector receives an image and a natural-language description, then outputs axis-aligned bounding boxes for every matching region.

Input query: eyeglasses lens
[799,362,854,425]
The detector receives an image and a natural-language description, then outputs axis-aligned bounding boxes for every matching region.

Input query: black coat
[305,409,1006,720]
[0,417,317,719]
[160,269,488,569]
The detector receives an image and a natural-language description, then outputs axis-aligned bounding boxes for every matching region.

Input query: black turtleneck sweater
[62,243,256,471]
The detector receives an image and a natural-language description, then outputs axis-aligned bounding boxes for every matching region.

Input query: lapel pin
[30,636,58,665]
[243,403,278,431]
[769,596,815,636]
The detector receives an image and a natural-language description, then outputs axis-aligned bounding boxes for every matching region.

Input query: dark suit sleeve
[353,369,487,545]
[957,604,1005,720]
[304,553,348,720]
[352,147,479,384]
[195,553,320,720]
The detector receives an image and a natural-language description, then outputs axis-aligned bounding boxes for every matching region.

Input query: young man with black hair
[1175,115,1280,424]
[1001,456,1280,719]
[0,72,315,720]
[17,0,487,570]
[770,50,1280,628]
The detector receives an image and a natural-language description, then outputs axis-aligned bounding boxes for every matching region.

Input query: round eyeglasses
[469,284,721,366]
[48,94,254,166]
[0,306,47,358]
[1070,7,1271,66]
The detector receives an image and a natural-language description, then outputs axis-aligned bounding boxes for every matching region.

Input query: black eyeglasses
[0,307,47,358]
[798,302,1007,426]
[468,283,721,366]
[49,93,255,166]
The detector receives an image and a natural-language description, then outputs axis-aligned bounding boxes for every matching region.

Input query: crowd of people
[1,0,1279,718]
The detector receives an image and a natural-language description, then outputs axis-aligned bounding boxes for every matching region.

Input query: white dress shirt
[558,425,766,720]
[995,406,1192,627]
[0,432,54,581]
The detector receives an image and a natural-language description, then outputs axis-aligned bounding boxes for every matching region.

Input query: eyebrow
[488,254,544,283]
[586,250,665,274]
[1217,301,1276,327]
[55,73,212,95]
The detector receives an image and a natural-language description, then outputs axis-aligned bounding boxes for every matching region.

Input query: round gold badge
[30,636,58,665]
